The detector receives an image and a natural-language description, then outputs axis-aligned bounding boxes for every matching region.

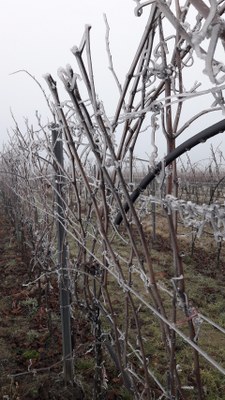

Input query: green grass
[22,349,39,360]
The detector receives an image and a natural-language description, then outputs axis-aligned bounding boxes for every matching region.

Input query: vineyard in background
[1,1,225,399]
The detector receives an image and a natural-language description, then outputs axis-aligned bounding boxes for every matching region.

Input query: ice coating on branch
[43,73,51,80]
[71,46,79,55]
[149,113,159,166]
[85,24,92,30]
[139,194,225,241]
[66,64,73,79]
[136,0,225,86]
[133,0,153,17]
[43,73,57,89]
[58,67,70,87]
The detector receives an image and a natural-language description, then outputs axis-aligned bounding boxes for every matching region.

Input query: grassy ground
[1,201,225,399]
[140,211,225,399]
[0,212,84,399]
[71,206,225,398]
[0,208,136,399]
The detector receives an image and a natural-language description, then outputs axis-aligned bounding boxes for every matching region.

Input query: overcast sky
[1,0,146,135]
[0,0,224,164]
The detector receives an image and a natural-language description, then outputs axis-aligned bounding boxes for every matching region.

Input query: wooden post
[52,126,74,383]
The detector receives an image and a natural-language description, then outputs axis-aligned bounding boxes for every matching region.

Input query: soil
[0,212,84,399]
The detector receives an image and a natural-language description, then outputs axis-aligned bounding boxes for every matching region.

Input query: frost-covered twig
[103,14,123,99]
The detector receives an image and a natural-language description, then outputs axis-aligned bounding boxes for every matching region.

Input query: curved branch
[115,119,225,225]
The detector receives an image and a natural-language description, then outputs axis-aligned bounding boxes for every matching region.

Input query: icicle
[149,112,159,167]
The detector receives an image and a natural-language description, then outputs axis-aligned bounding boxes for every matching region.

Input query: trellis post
[52,125,74,383]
